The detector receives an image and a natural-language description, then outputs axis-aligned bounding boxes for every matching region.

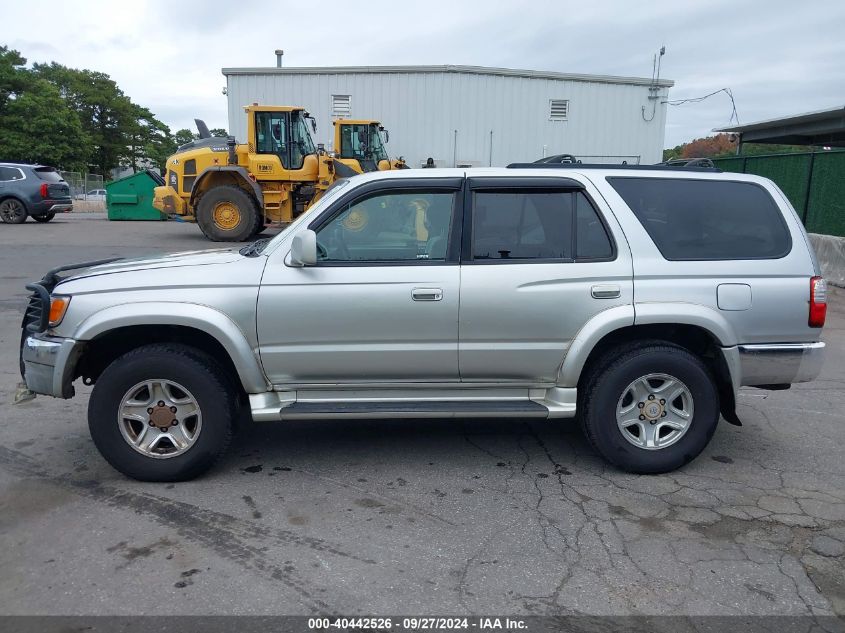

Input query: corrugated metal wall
[225,70,669,167]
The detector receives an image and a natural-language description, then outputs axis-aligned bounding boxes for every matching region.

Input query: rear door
[458,176,633,383]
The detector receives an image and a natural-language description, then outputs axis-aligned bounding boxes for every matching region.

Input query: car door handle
[591,284,621,299]
[412,288,443,302]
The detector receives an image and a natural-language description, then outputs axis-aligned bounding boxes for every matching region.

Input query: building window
[331,94,351,118]
[549,99,569,121]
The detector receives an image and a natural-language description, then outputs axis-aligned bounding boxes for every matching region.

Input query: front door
[458,177,633,383]
[257,178,463,385]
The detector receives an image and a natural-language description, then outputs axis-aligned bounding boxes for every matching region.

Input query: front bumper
[737,342,825,386]
[21,334,81,398]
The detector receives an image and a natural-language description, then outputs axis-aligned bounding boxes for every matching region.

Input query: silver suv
[20,166,826,481]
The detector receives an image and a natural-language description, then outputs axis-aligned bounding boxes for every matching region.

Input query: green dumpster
[106,170,166,220]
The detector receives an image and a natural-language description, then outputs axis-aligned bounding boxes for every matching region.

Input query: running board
[249,387,577,422]
[278,400,549,420]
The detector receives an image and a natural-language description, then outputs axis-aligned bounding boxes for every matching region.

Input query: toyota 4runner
[20,165,826,481]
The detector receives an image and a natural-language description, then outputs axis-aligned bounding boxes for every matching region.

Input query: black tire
[88,343,235,481]
[32,213,55,223]
[580,342,719,474]
[0,198,27,224]
[195,186,262,242]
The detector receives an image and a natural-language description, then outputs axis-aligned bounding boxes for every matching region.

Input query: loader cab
[249,106,317,173]
[335,121,390,172]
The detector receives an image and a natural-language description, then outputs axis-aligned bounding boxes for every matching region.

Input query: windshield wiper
[239,238,271,257]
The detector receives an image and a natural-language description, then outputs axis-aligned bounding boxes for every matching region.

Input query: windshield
[340,124,388,163]
[290,111,316,169]
[261,179,351,254]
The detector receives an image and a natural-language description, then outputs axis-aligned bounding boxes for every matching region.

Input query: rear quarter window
[607,177,792,260]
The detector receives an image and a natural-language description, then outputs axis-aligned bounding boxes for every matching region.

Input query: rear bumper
[737,342,825,386]
[21,334,80,398]
[29,200,73,214]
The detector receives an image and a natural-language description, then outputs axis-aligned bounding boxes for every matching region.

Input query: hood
[60,248,244,283]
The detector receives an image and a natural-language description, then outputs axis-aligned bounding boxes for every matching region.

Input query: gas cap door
[717,283,752,311]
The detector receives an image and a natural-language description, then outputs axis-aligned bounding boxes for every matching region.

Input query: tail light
[809,276,827,328]
[40,183,49,198]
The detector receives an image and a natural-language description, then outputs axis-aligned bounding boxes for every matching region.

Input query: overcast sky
[3,0,844,147]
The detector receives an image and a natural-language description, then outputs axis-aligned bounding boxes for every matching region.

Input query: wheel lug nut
[638,414,645,420]
[170,406,177,413]
[147,407,154,414]
[171,420,178,426]
[637,402,645,409]
[650,420,657,425]
[158,401,165,407]
[648,394,655,400]
[661,411,667,417]
[148,421,155,426]
[659,399,665,405]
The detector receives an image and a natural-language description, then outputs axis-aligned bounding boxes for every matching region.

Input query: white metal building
[222,64,673,167]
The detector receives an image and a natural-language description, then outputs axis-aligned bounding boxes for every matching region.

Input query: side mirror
[289,230,317,266]
[383,128,389,143]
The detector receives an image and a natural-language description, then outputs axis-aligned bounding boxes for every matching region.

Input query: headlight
[48,295,71,327]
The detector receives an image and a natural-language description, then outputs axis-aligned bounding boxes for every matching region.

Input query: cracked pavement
[0,214,843,616]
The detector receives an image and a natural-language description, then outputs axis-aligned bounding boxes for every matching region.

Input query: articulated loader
[153,105,405,242]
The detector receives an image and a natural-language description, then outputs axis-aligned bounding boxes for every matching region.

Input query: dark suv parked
[0,163,72,224]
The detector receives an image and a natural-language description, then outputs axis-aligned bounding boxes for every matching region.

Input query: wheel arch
[72,302,269,395]
[563,314,741,426]
[189,166,263,209]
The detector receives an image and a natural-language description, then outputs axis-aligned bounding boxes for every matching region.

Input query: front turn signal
[48,296,71,327]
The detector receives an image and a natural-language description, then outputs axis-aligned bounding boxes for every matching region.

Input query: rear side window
[472,191,571,259]
[470,190,614,261]
[34,168,63,183]
[608,177,791,260]
[0,166,23,181]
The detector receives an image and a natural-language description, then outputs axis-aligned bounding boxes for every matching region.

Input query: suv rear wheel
[580,342,719,474]
[32,213,55,223]
[88,343,235,481]
[0,198,27,224]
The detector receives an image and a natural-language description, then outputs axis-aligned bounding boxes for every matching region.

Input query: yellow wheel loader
[152,105,404,242]
[332,119,408,173]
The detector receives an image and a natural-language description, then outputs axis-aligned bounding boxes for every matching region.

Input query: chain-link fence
[59,172,106,212]
[713,150,845,237]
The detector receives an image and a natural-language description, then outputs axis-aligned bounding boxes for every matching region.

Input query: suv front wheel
[88,343,235,481]
[580,342,719,474]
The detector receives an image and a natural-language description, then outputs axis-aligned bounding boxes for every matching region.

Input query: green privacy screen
[713,151,845,237]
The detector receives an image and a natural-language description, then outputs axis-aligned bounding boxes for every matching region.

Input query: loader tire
[196,186,262,242]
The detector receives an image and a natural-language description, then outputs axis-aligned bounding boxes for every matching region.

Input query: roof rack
[506,163,723,173]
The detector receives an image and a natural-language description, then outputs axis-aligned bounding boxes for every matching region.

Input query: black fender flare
[189,166,263,208]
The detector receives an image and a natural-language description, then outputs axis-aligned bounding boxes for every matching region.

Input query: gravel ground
[0,214,843,617]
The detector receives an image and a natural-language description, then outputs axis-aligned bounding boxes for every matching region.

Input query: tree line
[0,45,225,178]
[663,133,809,162]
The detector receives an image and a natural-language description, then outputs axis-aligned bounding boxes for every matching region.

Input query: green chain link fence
[712,151,845,237]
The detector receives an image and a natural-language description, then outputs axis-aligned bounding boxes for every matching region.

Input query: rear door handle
[591,284,621,299]
[412,288,443,302]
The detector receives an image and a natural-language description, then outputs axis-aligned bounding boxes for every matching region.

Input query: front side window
[608,177,791,260]
[316,190,455,262]
[471,190,573,260]
[289,112,316,170]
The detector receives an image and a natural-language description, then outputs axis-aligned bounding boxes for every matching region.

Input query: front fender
[73,302,269,393]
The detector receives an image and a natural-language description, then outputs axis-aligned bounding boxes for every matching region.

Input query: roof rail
[506,163,723,173]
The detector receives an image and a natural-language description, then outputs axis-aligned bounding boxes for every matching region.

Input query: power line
[663,88,739,125]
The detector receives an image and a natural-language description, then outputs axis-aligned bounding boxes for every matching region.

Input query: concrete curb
[809,233,845,288]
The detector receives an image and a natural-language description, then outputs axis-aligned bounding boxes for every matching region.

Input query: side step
[277,400,550,420]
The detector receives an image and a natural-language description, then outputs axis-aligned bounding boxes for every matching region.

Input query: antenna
[643,46,666,122]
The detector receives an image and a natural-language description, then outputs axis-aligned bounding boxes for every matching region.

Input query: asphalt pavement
[0,213,843,617]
